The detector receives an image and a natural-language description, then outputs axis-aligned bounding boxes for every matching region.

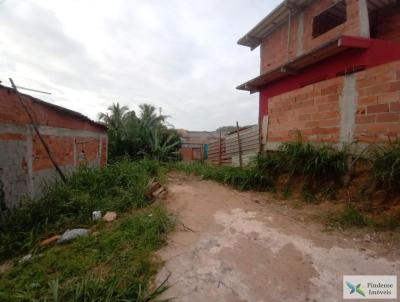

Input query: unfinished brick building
[0,84,108,208]
[237,0,400,150]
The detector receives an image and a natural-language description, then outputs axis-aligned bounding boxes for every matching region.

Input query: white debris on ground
[57,228,89,244]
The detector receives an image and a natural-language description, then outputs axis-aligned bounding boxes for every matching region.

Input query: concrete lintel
[0,123,106,139]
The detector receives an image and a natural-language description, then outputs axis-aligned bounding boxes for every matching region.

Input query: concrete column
[358,0,370,38]
[339,74,358,145]
[296,11,304,56]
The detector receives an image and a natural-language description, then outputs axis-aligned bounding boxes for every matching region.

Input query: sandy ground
[155,172,400,302]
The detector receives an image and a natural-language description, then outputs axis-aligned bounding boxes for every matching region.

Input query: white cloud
[0,0,280,130]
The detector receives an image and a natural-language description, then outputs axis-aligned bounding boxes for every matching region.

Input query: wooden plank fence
[207,124,260,167]
[208,138,231,166]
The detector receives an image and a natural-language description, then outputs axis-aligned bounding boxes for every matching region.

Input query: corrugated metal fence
[207,125,260,167]
[208,138,231,166]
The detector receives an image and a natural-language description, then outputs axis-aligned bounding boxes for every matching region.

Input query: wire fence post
[236,121,243,168]
[218,130,222,166]
[9,78,66,183]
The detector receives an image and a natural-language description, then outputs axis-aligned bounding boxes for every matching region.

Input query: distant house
[237,0,400,150]
[0,84,108,208]
[177,129,220,161]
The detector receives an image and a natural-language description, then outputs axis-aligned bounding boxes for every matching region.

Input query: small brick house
[178,129,220,161]
[237,0,400,150]
[0,84,108,208]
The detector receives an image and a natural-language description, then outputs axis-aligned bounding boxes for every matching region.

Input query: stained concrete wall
[0,123,107,208]
[0,86,107,208]
[0,138,29,207]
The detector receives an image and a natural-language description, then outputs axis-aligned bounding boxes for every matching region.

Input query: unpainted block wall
[179,147,194,161]
[261,0,362,74]
[0,87,107,208]
[265,60,400,148]
[373,8,400,43]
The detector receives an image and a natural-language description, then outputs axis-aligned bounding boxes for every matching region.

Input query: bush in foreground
[278,141,348,182]
[176,140,349,196]
[0,160,166,261]
[371,139,400,194]
[174,161,275,191]
[0,206,175,302]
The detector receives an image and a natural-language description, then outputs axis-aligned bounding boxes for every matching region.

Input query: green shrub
[278,141,348,181]
[175,162,274,191]
[175,139,348,195]
[0,179,6,212]
[371,211,400,231]
[0,206,175,302]
[327,204,370,228]
[251,151,283,176]
[371,139,400,193]
[0,160,164,261]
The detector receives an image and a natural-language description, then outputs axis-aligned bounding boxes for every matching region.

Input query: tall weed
[0,206,174,301]
[371,139,400,193]
[278,141,348,181]
[0,160,164,261]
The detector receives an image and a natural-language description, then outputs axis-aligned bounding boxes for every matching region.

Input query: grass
[370,138,400,194]
[278,141,348,181]
[176,138,400,230]
[325,204,400,231]
[0,160,167,262]
[0,205,175,301]
[175,140,349,200]
[326,204,370,228]
[174,161,275,191]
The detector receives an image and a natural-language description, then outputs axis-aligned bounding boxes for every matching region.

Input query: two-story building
[238,0,400,150]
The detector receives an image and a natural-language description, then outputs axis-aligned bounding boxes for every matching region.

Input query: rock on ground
[57,229,89,244]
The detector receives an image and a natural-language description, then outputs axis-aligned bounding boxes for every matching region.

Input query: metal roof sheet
[237,0,313,50]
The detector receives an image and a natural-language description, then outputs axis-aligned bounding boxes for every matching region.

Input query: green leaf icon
[356,284,365,297]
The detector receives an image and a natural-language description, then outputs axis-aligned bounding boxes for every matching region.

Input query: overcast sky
[0,0,280,131]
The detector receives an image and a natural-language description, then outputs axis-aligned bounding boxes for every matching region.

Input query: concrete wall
[260,0,363,74]
[264,60,400,149]
[0,86,107,208]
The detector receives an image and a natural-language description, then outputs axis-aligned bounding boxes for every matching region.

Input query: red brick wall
[267,77,342,143]
[0,87,105,133]
[373,10,400,43]
[354,61,400,142]
[32,135,74,171]
[260,18,297,73]
[0,86,108,207]
[266,61,400,145]
[100,137,108,166]
[179,147,193,161]
[260,0,361,74]
[0,86,107,170]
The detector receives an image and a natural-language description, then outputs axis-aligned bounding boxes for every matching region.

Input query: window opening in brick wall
[312,1,347,38]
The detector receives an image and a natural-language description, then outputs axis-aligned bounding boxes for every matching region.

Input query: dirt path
[156,172,399,302]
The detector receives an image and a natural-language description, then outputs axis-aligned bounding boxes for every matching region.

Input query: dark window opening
[312,1,347,38]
